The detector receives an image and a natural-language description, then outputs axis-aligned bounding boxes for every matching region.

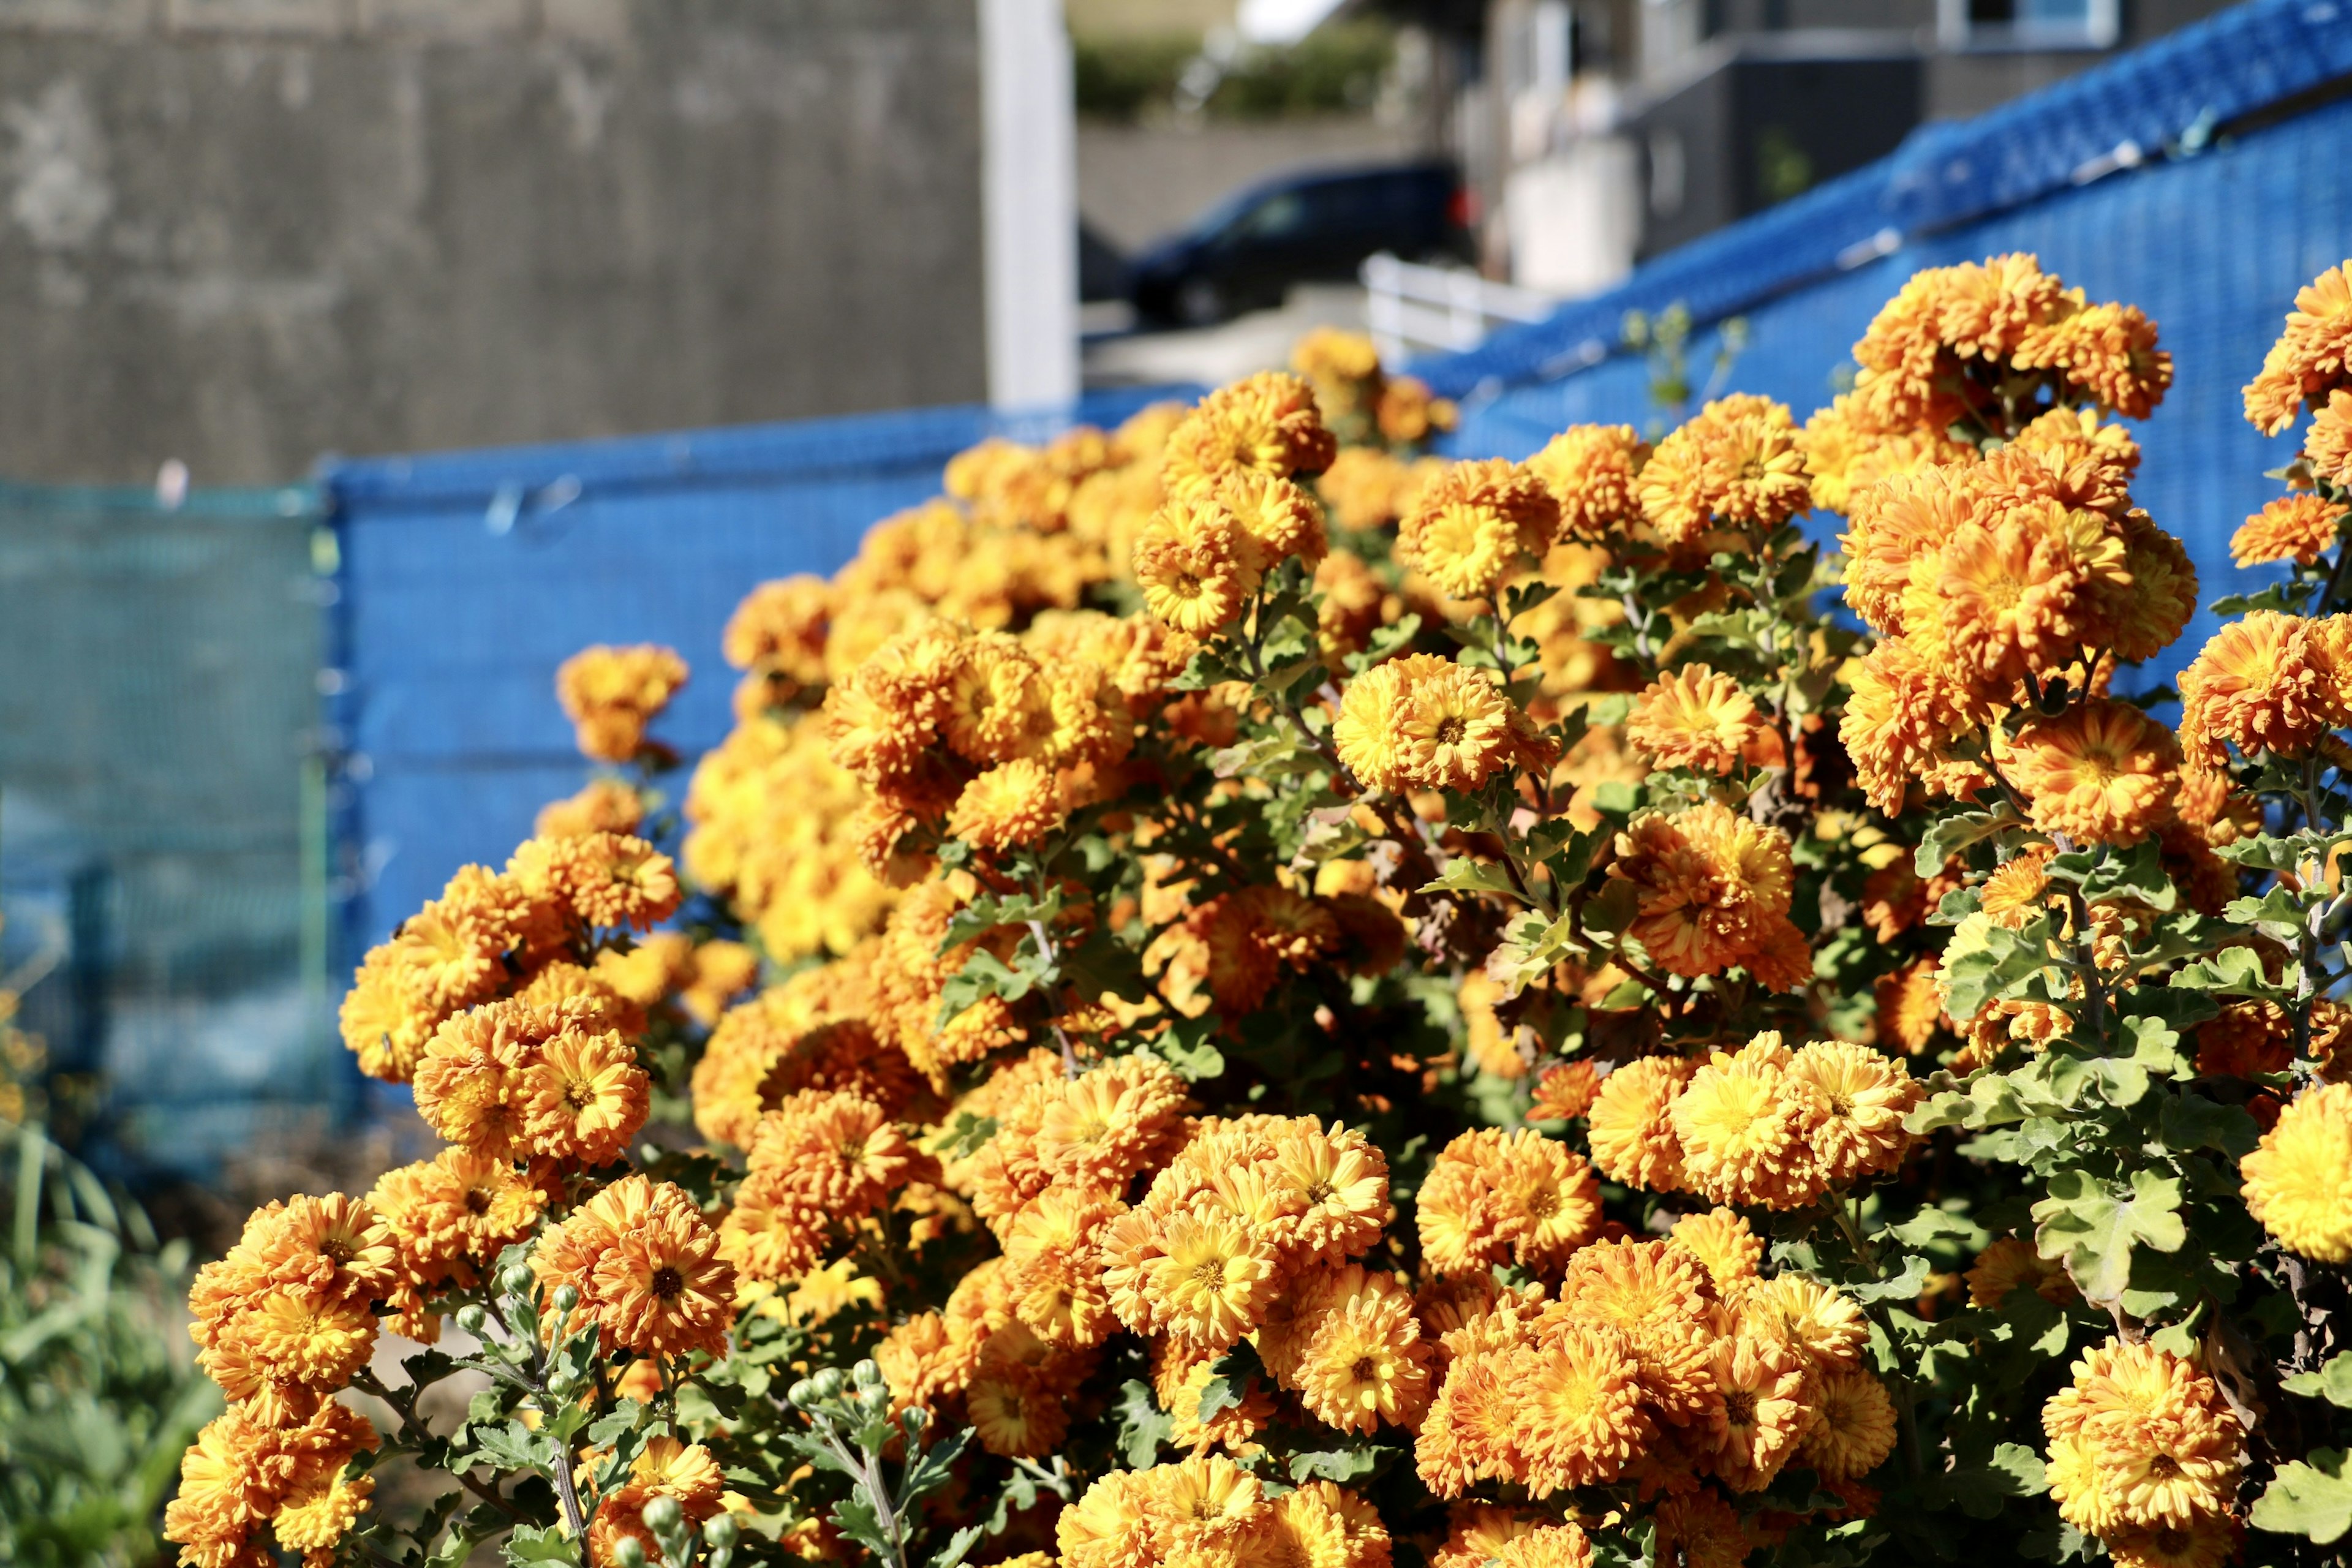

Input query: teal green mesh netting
[0,480,341,1181]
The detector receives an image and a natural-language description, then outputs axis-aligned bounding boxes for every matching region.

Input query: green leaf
[2122,1015,2192,1077]
[1346,614,1423,674]
[584,1400,645,1450]
[1288,1443,1391,1484]
[2283,1356,2352,1408]
[1581,876,1639,937]
[1145,1016,1227,1082]
[1591,780,1640,816]
[2215,834,2307,872]
[2156,1094,2260,1158]
[503,1525,578,1565]
[2076,840,2176,911]
[1114,1379,1173,1469]
[1917,808,2021,878]
[940,891,1062,953]
[936,947,1049,1028]
[2030,1167,2185,1305]
[2253,1449,2352,1545]
[1939,914,2050,1023]
[2170,943,2285,1000]
[1211,734,1324,782]
[1418,858,1524,901]
[1483,910,1585,1000]
[1196,1340,1264,1427]
[470,1419,556,1475]
[932,1525,986,1568]
[1845,1254,1934,1305]
[2225,885,2311,945]
[1906,1071,2029,1135]
[1937,1442,2051,1519]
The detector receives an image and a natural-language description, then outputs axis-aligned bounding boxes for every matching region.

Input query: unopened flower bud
[702,1516,739,1550]
[612,1538,647,1568]
[642,1495,684,1536]
[552,1284,581,1316]
[454,1303,489,1338]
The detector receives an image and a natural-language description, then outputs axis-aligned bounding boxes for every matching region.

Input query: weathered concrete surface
[0,0,986,481]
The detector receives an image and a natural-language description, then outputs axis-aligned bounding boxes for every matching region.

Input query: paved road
[1083,285,1368,391]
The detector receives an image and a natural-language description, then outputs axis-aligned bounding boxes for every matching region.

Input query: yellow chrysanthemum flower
[1585,1055,1694,1193]
[1669,1033,1829,1210]
[2178,609,2351,768]
[1787,1038,1920,1186]
[1702,1331,1815,1491]
[1801,1366,1901,1479]
[2043,1340,2245,1534]
[1396,458,1560,600]
[1637,393,1810,542]
[2233,492,2343,567]
[1146,1207,1280,1350]
[2242,1080,2352,1262]
[2245,260,2352,434]
[1294,1281,1434,1434]
[1518,1322,1651,1495]
[1669,1207,1762,1290]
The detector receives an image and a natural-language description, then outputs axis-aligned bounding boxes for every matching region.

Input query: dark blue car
[1129,160,1474,327]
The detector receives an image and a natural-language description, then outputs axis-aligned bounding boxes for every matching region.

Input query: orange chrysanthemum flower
[2245,261,2352,434]
[1162,371,1337,492]
[1637,394,1810,542]
[556,643,688,761]
[2178,609,2351,767]
[2043,1340,2246,1534]
[1701,1332,1815,1491]
[2003,698,2181,846]
[2233,493,2343,567]
[1608,802,1803,984]
[1134,492,1259,635]
[1526,424,1647,541]
[1627,663,1768,775]
[1518,1322,1652,1495]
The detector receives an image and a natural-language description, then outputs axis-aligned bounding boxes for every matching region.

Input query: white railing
[1361,252,1559,367]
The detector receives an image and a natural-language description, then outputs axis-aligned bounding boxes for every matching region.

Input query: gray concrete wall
[0,0,986,483]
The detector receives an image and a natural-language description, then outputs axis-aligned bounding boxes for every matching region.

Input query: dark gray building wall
[0,0,986,483]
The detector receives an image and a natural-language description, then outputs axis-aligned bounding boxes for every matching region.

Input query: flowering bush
[162,262,2352,1568]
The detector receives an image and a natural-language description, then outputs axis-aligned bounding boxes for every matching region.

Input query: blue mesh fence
[320,389,1189,1028]
[1419,0,2352,695]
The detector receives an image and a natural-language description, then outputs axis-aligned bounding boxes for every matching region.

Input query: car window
[1239,191,1308,240]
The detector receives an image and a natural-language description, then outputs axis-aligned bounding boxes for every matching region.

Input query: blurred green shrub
[0,1125,221,1568]
[1074,24,1397,123]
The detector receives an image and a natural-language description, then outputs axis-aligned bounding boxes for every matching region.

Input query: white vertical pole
[979,0,1080,411]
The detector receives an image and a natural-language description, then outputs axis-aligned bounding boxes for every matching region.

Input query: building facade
[1474,0,2239,295]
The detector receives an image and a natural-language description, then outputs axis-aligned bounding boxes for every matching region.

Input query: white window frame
[1936,0,2119,52]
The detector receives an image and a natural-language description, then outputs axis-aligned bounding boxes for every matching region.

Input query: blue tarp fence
[320,390,1182,1021]
[323,0,2352,1101]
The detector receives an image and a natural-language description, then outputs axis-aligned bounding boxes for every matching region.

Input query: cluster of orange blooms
[674,402,1196,966]
[337,829,681,1080]
[559,644,691,763]
[174,255,2352,1568]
